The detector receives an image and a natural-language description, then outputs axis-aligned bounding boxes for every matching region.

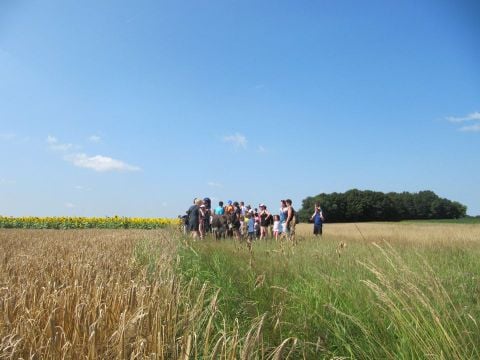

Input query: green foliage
[177,235,480,358]
[298,189,467,223]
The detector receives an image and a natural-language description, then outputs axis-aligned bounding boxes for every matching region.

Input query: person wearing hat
[225,200,234,214]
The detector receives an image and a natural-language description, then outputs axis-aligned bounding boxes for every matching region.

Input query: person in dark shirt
[310,204,325,236]
[285,199,297,244]
[186,198,202,239]
[258,204,271,240]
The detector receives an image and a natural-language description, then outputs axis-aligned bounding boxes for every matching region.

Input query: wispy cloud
[223,133,247,149]
[446,111,480,123]
[207,181,223,188]
[459,123,480,133]
[257,145,267,153]
[447,111,480,133]
[65,202,76,209]
[65,153,140,172]
[88,135,101,143]
[47,135,74,152]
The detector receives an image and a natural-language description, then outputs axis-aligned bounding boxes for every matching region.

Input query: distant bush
[297,189,467,223]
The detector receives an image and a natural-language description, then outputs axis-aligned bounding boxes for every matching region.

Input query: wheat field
[1,223,479,359]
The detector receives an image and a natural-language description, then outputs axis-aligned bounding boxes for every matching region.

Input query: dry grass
[295,222,480,247]
[0,229,217,359]
[1,223,479,359]
[0,229,286,359]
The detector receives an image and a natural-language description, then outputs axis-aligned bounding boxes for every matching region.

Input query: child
[247,214,255,242]
[272,214,280,241]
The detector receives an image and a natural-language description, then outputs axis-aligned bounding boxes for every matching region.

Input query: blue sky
[1,0,479,217]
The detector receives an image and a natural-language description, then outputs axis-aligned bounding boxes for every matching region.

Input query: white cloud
[446,111,480,123]
[446,111,480,133]
[65,202,75,208]
[65,153,140,172]
[46,135,74,152]
[88,135,101,143]
[459,123,480,132]
[257,145,267,153]
[47,135,139,173]
[223,133,247,149]
[207,181,223,188]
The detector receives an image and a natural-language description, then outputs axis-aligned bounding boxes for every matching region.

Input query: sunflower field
[0,216,180,229]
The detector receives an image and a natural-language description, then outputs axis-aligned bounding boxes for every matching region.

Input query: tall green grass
[178,233,480,358]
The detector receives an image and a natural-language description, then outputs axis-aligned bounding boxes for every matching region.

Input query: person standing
[240,201,247,216]
[284,199,297,244]
[231,201,242,240]
[214,201,225,215]
[272,215,280,241]
[187,198,202,239]
[203,197,212,234]
[239,201,247,237]
[198,204,206,239]
[225,200,234,214]
[247,212,255,242]
[259,204,271,240]
[310,204,325,236]
[279,200,288,238]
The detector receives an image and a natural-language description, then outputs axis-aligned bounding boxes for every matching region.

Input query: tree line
[297,189,467,223]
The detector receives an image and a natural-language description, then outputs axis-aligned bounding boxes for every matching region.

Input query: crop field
[0,216,180,229]
[1,222,480,359]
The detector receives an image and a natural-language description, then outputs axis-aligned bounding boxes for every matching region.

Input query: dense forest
[297,189,467,223]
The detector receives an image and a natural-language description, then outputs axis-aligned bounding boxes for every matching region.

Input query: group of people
[182,198,324,244]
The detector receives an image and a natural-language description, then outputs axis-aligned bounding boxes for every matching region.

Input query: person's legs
[280,222,287,240]
[289,222,296,244]
[260,226,267,240]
